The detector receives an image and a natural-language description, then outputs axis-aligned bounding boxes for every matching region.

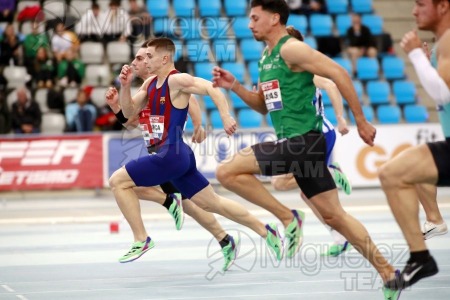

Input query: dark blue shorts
[125,142,209,199]
[324,129,336,166]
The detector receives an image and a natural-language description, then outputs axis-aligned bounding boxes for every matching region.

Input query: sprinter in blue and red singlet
[108,37,286,265]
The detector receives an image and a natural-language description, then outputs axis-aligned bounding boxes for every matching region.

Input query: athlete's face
[412,0,440,30]
[145,46,166,74]
[249,6,278,41]
[131,48,149,79]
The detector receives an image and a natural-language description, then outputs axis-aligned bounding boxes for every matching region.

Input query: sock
[409,250,430,264]
[219,234,231,248]
[163,194,173,210]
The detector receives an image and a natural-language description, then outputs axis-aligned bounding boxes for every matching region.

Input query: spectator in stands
[286,0,326,16]
[0,0,15,23]
[65,88,97,132]
[75,3,103,42]
[128,0,152,41]
[0,91,11,133]
[95,104,122,131]
[11,87,41,134]
[51,21,80,62]
[346,13,378,75]
[33,47,55,88]
[99,0,132,45]
[57,48,85,87]
[0,23,23,66]
[23,21,50,75]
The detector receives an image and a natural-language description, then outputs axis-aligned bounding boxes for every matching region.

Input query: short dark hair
[147,37,175,54]
[286,26,304,41]
[250,0,289,25]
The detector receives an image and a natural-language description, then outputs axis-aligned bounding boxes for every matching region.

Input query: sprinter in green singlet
[380,0,450,291]
[213,1,400,299]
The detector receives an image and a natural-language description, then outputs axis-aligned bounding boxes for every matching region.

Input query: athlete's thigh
[308,189,346,219]
[219,146,263,175]
[383,144,438,185]
[110,166,137,189]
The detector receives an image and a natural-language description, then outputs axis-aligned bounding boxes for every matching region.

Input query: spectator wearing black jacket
[11,87,42,134]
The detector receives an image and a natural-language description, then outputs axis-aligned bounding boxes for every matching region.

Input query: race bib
[139,109,165,146]
[261,80,283,112]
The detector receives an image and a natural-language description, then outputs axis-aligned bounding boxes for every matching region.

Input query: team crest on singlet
[160,97,165,104]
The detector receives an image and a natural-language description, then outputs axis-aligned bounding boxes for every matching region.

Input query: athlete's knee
[272,177,288,191]
[108,168,127,190]
[379,162,400,188]
[322,212,346,231]
[215,163,235,186]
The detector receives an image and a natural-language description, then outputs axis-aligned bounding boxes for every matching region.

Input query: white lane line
[1,284,14,292]
[16,295,28,300]
[2,202,450,225]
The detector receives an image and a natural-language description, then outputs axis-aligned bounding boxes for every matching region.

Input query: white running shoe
[423,221,448,240]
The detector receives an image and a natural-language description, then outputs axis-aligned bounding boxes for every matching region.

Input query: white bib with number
[261,79,283,112]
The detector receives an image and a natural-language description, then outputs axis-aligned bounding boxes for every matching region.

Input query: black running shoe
[384,256,439,290]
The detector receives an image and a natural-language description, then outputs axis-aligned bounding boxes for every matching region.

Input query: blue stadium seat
[209,109,223,129]
[327,0,349,14]
[393,80,416,105]
[173,0,196,17]
[146,0,169,18]
[304,36,317,49]
[240,39,264,61]
[194,62,215,80]
[324,106,338,125]
[356,57,379,80]
[212,39,237,62]
[349,105,374,123]
[310,14,333,37]
[362,14,383,35]
[336,14,352,36]
[238,109,263,128]
[230,92,248,110]
[153,18,177,37]
[367,81,391,105]
[198,0,221,17]
[287,15,308,35]
[404,104,428,123]
[173,39,183,61]
[377,105,401,124]
[179,18,203,39]
[382,56,405,80]
[248,60,259,84]
[232,17,253,39]
[222,62,245,83]
[204,17,230,39]
[321,90,332,106]
[185,111,207,131]
[202,95,218,111]
[224,0,247,16]
[351,0,373,14]
[333,57,352,76]
[186,39,211,62]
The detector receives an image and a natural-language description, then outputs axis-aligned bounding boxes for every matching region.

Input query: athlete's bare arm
[169,73,237,135]
[187,95,207,143]
[281,40,375,146]
[313,75,349,135]
[119,65,153,118]
[437,30,450,88]
[212,67,267,114]
[105,87,140,129]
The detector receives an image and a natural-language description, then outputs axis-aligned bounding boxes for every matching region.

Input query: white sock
[329,227,346,245]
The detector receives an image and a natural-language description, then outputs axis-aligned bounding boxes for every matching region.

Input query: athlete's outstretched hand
[357,120,376,146]
[212,66,236,90]
[400,30,422,54]
[222,114,237,136]
[119,65,134,87]
[192,125,207,143]
[105,87,120,112]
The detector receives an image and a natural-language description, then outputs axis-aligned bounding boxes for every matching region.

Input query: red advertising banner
[0,134,103,191]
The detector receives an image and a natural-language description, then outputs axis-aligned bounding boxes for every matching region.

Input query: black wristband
[115,110,128,124]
